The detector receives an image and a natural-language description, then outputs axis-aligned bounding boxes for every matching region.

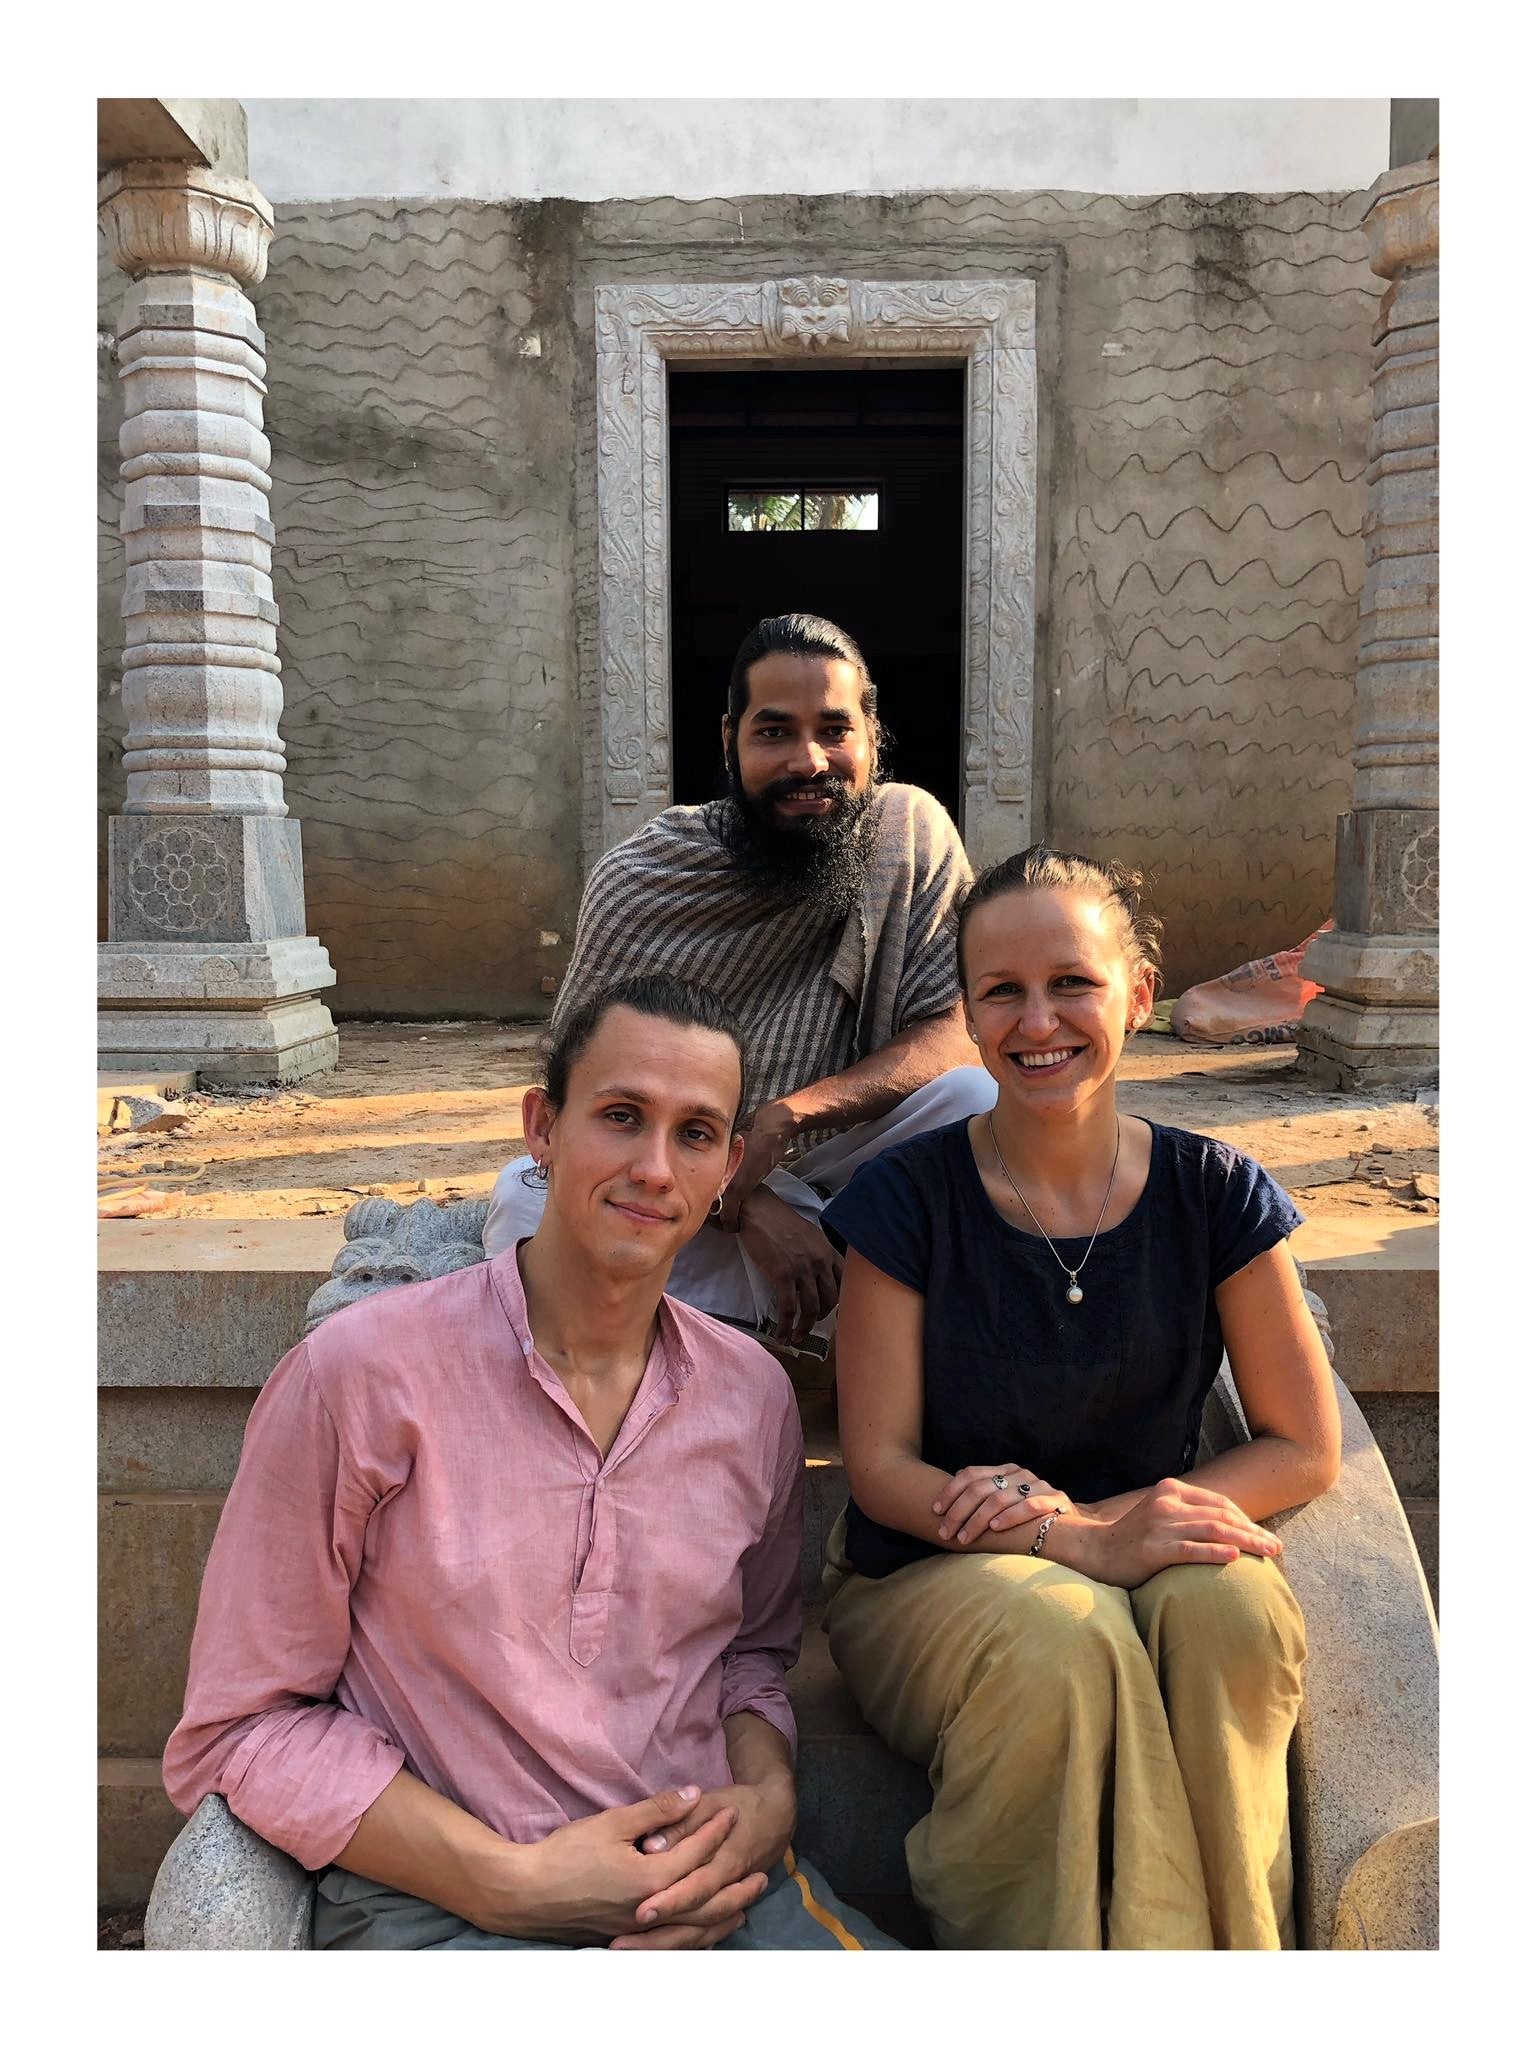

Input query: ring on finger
[1017,1480,1031,1496]
[991,1473,1009,1491]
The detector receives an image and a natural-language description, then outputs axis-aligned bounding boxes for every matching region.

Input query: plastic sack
[1170,921,1333,1047]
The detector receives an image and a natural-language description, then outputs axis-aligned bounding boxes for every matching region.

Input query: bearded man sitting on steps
[485,612,996,1352]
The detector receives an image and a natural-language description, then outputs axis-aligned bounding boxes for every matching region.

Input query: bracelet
[1029,1511,1059,1558]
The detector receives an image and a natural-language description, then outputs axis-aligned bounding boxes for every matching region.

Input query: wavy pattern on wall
[568,186,1380,991]
[99,185,1379,1006]
[101,200,581,1012]
[1026,188,1379,990]
[259,200,580,1013]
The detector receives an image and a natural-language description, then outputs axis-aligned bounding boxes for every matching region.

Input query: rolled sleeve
[161,1343,407,1871]
[1209,1146,1307,1289]
[718,1400,804,1761]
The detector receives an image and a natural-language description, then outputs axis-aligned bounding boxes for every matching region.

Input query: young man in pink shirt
[164,974,899,1950]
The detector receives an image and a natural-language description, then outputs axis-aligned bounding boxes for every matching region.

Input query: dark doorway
[668,363,966,818]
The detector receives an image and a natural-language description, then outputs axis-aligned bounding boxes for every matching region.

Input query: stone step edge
[100,1757,170,1791]
[98,1263,1438,1401]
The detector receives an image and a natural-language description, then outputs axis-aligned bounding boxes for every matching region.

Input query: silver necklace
[987,1113,1122,1306]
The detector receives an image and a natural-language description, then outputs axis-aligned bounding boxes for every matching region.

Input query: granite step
[790,1602,932,1910]
[1402,1497,1438,1613]
[790,1389,931,1919]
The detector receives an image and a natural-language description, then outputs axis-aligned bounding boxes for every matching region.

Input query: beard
[710,756,876,918]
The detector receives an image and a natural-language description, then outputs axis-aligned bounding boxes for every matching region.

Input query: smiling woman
[819,844,1342,1949]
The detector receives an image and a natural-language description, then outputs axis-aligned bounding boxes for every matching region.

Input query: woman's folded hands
[931,1466,1282,1590]
[931,1462,1074,1545]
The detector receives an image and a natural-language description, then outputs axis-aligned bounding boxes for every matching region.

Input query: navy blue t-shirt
[821,1117,1304,1580]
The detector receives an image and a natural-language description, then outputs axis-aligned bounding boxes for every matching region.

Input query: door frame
[591,275,1039,866]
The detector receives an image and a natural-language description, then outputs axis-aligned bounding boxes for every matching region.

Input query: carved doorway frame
[592,275,1038,865]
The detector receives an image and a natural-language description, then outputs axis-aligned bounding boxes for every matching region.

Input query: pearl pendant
[1066,1279,1084,1305]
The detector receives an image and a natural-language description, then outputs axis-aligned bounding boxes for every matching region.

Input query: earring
[710,1194,725,1217]
[533,1158,549,1183]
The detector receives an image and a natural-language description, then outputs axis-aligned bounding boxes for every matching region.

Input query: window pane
[803,491,879,531]
[726,491,802,532]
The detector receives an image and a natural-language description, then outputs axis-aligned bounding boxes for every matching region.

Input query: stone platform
[98,1204,1437,1403]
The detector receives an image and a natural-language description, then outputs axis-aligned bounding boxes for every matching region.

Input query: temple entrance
[668,362,966,818]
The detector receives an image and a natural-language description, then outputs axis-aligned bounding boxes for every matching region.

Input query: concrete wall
[243,99,1389,202]
[1038,190,1377,989]
[99,184,1382,1013]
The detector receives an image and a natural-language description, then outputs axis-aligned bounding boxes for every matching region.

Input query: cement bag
[1170,922,1332,1046]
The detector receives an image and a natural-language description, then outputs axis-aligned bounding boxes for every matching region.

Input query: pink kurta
[163,1250,805,1872]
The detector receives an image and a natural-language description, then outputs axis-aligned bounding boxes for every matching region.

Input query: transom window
[725,486,881,533]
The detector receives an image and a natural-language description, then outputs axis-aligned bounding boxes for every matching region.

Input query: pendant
[1066,1277,1084,1305]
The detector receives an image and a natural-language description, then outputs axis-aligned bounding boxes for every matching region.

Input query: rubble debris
[98,1907,145,1950]
[105,1092,191,1134]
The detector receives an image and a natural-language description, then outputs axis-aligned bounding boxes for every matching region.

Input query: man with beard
[485,613,995,1348]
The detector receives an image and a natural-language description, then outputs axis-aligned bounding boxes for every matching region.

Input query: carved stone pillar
[98,160,338,1081]
[1298,153,1438,1089]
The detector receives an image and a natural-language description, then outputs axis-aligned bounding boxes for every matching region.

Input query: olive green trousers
[824,1523,1306,1950]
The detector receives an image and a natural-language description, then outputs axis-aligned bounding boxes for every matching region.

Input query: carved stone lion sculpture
[303,1196,491,1331]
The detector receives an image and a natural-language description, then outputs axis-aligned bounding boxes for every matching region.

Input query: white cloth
[482,1067,999,1330]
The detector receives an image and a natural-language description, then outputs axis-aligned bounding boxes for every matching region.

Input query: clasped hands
[932,1462,1284,1588]
[505,1772,794,1950]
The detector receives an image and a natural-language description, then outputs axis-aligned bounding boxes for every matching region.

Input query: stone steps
[792,1392,934,1921]
[1401,1498,1438,1612]
[1291,1211,1438,1397]
[97,1220,1438,1923]
[791,1605,932,1905]
[104,1390,1438,1944]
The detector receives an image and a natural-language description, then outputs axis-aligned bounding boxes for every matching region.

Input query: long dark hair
[541,973,749,1131]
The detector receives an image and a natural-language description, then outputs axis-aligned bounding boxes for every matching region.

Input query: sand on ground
[96,1023,1438,1228]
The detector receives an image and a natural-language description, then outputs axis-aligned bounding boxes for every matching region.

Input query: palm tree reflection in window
[725,489,879,533]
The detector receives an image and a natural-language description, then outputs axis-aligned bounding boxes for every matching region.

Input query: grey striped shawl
[551,783,973,1118]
